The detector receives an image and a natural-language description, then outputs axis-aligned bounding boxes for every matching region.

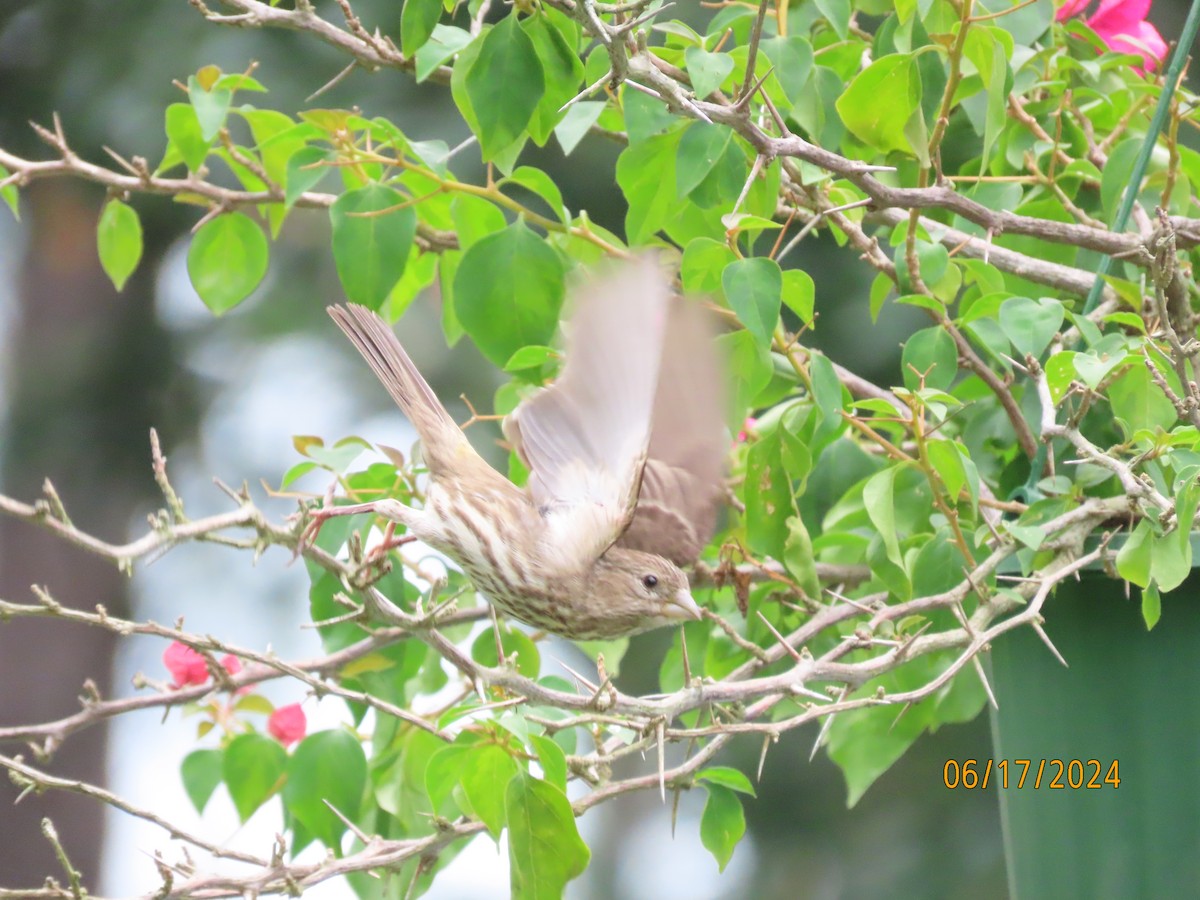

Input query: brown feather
[328,304,478,478]
[618,297,728,565]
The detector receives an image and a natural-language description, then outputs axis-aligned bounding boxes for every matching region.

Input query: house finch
[316,257,727,639]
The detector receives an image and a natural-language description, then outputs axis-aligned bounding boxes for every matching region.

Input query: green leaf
[615,131,680,243]
[461,743,520,837]
[506,772,590,899]
[781,268,815,328]
[280,460,317,489]
[416,24,473,83]
[1108,364,1177,437]
[814,0,851,39]
[0,164,18,220]
[744,430,796,562]
[282,730,367,848]
[224,733,286,823]
[241,109,309,194]
[504,344,559,373]
[554,100,605,155]
[894,241,948,294]
[386,244,438,319]
[412,23,468,82]
[1043,351,1077,404]
[863,466,902,568]
[684,47,734,98]
[164,103,211,172]
[283,146,333,210]
[522,13,584,146]
[330,184,417,308]
[471,624,542,679]
[962,28,1011,172]
[720,329,773,422]
[451,192,507,250]
[809,351,845,444]
[187,212,269,315]
[440,250,465,345]
[697,766,756,796]
[836,54,925,163]
[782,515,822,601]
[759,36,814,108]
[1151,530,1190,595]
[901,326,957,392]
[465,15,545,160]
[425,736,478,815]
[682,237,736,294]
[926,438,966,503]
[1101,139,1141,222]
[501,166,568,223]
[699,783,746,872]
[1116,519,1153,588]
[827,650,984,805]
[188,75,232,141]
[676,123,734,199]
[181,748,224,815]
[723,257,782,350]
[454,220,565,367]
[529,734,568,792]
[623,87,677,144]
[96,199,143,291]
[998,296,1063,360]
[1141,581,1162,630]
[1007,523,1046,551]
[401,0,442,55]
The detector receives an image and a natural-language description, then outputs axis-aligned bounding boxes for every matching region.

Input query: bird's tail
[328,304,471,475]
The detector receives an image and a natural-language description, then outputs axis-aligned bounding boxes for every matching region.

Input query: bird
[312,256,728,640]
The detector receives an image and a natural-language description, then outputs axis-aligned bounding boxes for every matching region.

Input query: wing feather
[618,297,728,565]
[504,256,670,571]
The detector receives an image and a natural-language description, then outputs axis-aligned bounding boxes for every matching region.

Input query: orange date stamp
[943,759,1121,790]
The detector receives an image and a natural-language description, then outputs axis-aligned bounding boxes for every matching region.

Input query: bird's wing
[617,298,728,566]
[504,256,670,573]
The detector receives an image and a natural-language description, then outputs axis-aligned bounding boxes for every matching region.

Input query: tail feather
[329,304,469,475]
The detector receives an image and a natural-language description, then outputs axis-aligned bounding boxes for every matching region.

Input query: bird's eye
[642,574,658,589]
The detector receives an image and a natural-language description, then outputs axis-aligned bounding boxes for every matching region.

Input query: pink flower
[220,655,241,676]
[1056,0,1090,19]
[163,641,210,689]
[736,417,758,443]
[1058,0,1168,73]
[268,703,307,747]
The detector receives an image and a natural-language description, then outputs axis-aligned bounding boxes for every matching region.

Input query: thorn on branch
[40,480,71,526]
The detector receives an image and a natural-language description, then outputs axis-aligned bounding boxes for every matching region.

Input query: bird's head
[587,548,703,634]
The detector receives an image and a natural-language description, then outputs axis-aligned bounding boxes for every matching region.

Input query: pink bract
[163,641,209,689]
[268,703,307,747]
[1058,0,1168,73]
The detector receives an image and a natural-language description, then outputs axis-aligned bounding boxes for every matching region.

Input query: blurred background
[0,0,1189,896]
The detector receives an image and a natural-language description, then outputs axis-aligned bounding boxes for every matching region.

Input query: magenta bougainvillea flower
[163,641,210,688]
[164,642,246,689]
[736,417,758,443]
[1058,0,1168,73]
[268,703,307,747]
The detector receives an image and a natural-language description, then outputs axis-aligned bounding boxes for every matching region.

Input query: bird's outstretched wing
[504,256,670,573]
[618,297,727,566]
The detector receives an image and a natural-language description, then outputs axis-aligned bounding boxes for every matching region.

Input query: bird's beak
[663,589,704,622]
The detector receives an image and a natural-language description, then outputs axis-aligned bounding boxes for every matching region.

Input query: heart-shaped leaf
[998,296,1063,360]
